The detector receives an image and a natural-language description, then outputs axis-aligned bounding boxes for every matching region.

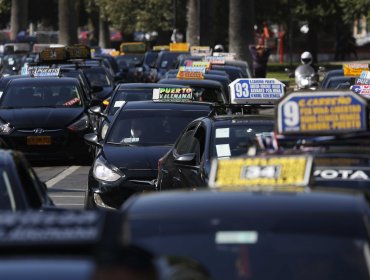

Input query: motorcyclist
[294,51,318,90]
[213,44,224,53]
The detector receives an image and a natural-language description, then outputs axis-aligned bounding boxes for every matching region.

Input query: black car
[0,149,55,211]
[93,83,189,139]
[122,188,370,280]
[0,77,96,162]
[84,100,218,209]
[157,114,274,190]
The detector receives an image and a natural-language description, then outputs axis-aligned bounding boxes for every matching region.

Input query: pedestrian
[249,44,270,78]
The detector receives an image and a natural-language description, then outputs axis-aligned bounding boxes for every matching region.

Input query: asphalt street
[34,165,90,209]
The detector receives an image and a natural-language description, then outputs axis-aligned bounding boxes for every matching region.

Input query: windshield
[107,109,210,146]
[157,52,183,70]
[108,89,154,115]
[0,83,82,108]
[83,69,112,87]
[213,123,274,158]
[132,231,370,280]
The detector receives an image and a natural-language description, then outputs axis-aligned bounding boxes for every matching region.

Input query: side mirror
[84,133,102,147]
[174,153,197,166]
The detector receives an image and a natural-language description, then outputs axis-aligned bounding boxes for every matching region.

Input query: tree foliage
[95,0,174,33]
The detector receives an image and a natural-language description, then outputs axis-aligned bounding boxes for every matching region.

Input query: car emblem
[33,128,44,134]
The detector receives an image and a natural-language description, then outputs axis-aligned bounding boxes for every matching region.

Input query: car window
[0,84,82,108]
[107,110,208,146]
[0,169,17,210]
[175,125,198,155]
[213,123,274,158]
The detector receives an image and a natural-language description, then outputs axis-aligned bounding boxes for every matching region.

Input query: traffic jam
[1,38,370,279]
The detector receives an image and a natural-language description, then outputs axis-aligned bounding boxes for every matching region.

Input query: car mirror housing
[174,153,197,166]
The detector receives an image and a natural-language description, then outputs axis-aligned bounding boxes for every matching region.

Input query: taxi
[93,83,190,139]
[84,91,221,209]
[122,153,370,280]
[0,70,96,163]
[157,78,283,191]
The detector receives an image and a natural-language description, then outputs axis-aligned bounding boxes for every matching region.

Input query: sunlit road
[34,165,91,209]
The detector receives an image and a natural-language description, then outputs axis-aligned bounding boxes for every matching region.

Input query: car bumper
[1,128,92,161]
[87,170,157,209]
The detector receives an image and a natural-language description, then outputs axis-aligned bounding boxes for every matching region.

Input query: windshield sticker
[122,137,139,143]
[63,98,80,106]
[216,144,231,158]
[216,128,230,138]
[215,231,258,244]
[114,100,126,107]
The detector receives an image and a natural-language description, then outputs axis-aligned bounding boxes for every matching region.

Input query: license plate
[27,136,51,145]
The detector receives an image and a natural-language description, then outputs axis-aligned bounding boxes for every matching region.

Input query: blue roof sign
[277,91,368,134]
[229,78,285,105]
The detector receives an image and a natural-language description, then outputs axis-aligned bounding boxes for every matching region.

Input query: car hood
[0,107,84,128]
[102,144,171,170]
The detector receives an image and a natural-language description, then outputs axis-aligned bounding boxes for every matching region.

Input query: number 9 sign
[277,96,301,133]
[234,82,249,98]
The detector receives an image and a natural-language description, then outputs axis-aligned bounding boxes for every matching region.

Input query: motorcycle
[294,64,319,90]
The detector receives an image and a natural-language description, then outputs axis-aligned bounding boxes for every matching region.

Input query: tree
[186,0,199,45]
[10,0,28,40]
[229,0,255,65]
[58,0,78,45]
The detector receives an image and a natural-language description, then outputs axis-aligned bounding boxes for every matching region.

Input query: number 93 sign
[228,78,285,105]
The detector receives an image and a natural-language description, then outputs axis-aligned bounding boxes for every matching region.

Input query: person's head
[256,44,265,53]
[301,51,312,65]
[214,44,224,52]
[131,119,144,138]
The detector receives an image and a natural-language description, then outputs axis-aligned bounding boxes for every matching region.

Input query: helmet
[214,44,224,52]
[301,51,312,65]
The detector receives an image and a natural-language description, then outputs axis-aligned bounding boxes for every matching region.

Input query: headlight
[100,122,109,139]
[93,157,122,182]
[0,120,14,135]
[68,114,90,131]
[300,78,309,86]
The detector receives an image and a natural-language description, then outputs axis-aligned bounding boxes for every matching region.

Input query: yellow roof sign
[39,47,67,62]
[343,63,369,77]
[209,155,313,190]
[170,42,190,52]
[120,42,146,54]
[67,44,91,59]
[176,71,204,80]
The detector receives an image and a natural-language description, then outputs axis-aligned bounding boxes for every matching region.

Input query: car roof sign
[179,66,206,73]
[343,63,369,76]
[190,46,212,56]
[120,42,146,54]
[169,42,190,52]
[153,45,170,51]
[350,84,370,98]
[185,61,211,69]
[277,91,368,135]
[153,87,193,101]
[209,154,313,190]
[39,47,67,62]
[66,44,91,59]
[229,78,285,105]
[22,66,60,77]
[176,71,204,80]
